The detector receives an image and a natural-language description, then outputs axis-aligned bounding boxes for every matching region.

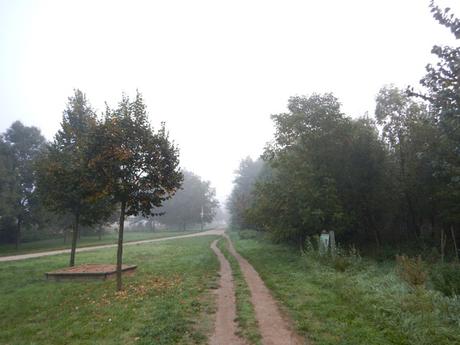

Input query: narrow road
[209,240,246,345]
[0,229,224,262]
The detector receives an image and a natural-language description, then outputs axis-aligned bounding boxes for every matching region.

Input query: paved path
[0,229,224,262]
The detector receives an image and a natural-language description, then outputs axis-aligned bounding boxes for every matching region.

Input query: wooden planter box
[45,264,137,281]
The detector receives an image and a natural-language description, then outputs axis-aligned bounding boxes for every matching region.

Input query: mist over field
[1,1,459,345]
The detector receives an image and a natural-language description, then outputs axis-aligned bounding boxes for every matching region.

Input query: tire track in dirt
[224,234,306,345]
[210,239,247,345]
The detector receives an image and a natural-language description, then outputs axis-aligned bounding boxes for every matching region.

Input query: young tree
[2,121,46,248]
[37,90,114,266]
[409,1,460,227]
[92,91,182,290]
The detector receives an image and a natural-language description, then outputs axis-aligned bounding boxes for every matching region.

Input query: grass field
[0,235,219,345]
[230,230,460,345]
[0,230,204,257]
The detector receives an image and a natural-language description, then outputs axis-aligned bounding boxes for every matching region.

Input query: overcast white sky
[0,0,458,202]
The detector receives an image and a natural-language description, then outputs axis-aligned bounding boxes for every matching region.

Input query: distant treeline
[228,3,460,257]
[0,96,217,248]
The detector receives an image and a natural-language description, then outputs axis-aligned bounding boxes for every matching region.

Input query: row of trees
[0,90,183,290]
[228,2,459,253]
[158,170,219,230]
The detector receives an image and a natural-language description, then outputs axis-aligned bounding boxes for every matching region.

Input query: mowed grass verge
[0,235,220,345]
[0,230,205,257]
[230,231,460,345]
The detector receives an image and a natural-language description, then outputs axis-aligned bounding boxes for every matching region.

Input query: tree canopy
[91,91,183,290]
[37,90,114,266]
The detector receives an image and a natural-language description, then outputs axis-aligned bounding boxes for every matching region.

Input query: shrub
[396,255,427,288]
[431,263,460,297]
[238,229,259,240]
[302,236,361,272]
[332,256,352,272]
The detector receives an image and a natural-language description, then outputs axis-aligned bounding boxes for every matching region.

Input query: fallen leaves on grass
[119,274,181,298]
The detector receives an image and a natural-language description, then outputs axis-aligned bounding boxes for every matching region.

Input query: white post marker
[319,231,330,255]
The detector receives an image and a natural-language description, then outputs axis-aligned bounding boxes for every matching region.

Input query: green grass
[216,238,261,345]
[0,230,204,256]
[230,230,460,345]
[0,235,220,345]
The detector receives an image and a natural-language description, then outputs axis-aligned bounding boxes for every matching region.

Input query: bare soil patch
[225,234,306,345]
[46,264,137,281]
[210,239,247,345]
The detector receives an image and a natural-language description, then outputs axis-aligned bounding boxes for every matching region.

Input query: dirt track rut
[210,233,305,345]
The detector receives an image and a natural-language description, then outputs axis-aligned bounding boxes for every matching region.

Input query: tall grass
[231,230,460,345]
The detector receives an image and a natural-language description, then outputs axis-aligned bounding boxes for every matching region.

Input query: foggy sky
[0,0,458,202]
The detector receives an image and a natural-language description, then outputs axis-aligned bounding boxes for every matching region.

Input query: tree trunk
[451,226,459,262]
[69,212,80,267]
[116,200,126,291]
[329,231,336,256]
[373,228,382,248]
[64,228,67,244]
[441,228,447,263]
[397,134,420,241]
[98,226,102,241]
[15,217,21,250]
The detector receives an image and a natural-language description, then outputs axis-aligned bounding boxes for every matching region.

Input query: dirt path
[209,240,246,345]
[0,229,224,262]
[224,234,305,345]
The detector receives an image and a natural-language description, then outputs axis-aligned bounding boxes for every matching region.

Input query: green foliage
[408,2,460,226]
[93,91,183,217]
[0,121,46,246]
[227,3,460,250]
[396,255,428,288]
[238,229,261,240]
[36,90,114,266]
[430,263,460,296]
[241,94,388,245]
[227,157,265,230]
[159,170,219,230]
[302,236,361,272]
[37,90,113,225]
[91,90,182,290]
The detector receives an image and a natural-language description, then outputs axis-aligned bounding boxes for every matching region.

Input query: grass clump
[217,238,262,345]
[396,255,427,287]
[430,262,460,296]
[303,236,361,272]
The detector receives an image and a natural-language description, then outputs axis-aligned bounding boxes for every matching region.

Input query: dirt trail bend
[225,234,305,345]
[0,229,225,262]
[209,240,246,345]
